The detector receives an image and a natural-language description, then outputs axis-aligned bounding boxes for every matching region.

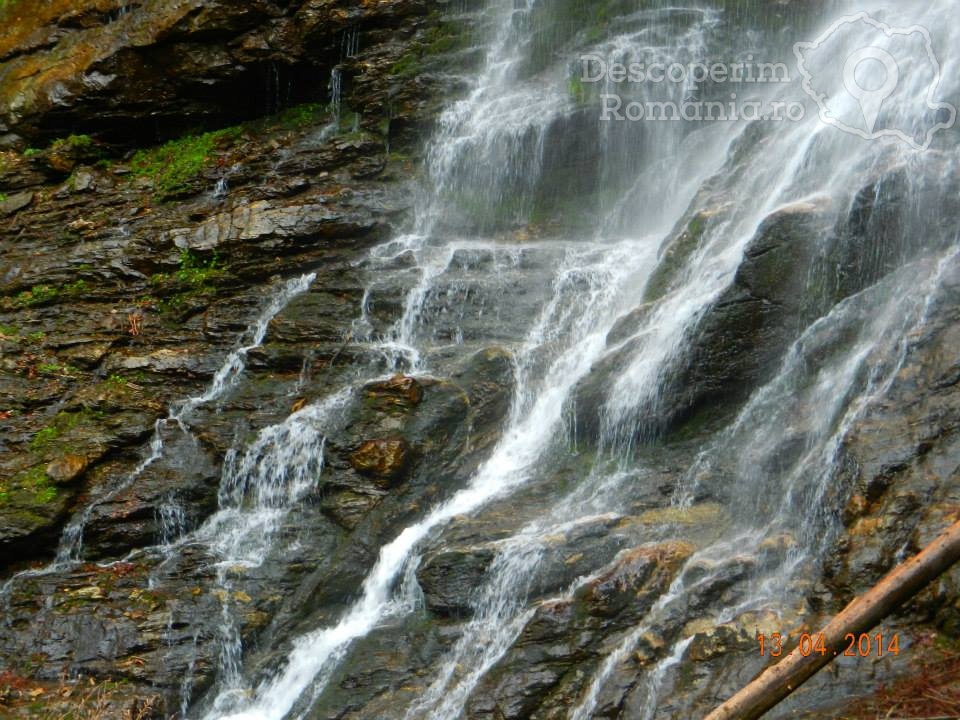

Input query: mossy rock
[0,465,74,558]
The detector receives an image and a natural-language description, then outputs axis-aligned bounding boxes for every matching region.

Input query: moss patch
[2,284,59,309]
[28,408,99,452]
[622,503,726,528]
[0,466,58,507]
[391,20,472,77]
[131,126,243,199]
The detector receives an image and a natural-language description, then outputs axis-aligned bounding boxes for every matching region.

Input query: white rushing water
[196,0,960,718]
[0,273,315,606]
[209,238,659,719]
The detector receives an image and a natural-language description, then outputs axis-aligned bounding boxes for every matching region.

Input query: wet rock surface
[0,0,489,712]
[0,2,958,719]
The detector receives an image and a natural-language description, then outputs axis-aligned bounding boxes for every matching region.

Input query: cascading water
[15,1,950,718]
[0,274,315,603]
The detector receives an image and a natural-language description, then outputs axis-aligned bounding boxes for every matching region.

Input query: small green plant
[50,134,95,155]
[37,362,78,377]
[22,147,41,157]
[153,250,222,299]
[4,284,59,308]
[157,294,188,315]
[63,279,88,295]
[131,126,243,199]
[176,249,221,286]
[0,324,18,337]
[106,374,128,388]
[0,192,7,202]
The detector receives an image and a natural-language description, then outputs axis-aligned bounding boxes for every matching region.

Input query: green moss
[22,147,41,157]
[150,250,223,317]
[0,466,58,507]
[106,374,128,387]
[391,21,471,77]
[4,284,59,308]
[567,74,587,105]
[0,192,7,202]
[34,486,57,504]
[0,0,14,15]
[175,249,221,286]
[29,409,96,452]
[526,0,635,73]
[422,24,471,55]
[390,52,421,77]
[37,362,79,377]
[644,210,715,303]
[29,426,60,451]
[0,324,18,337]
[131,126,243,199]
[2,277,93,309]
[50,134,94,152]
[63,278,88,294]
[275,103,325,129]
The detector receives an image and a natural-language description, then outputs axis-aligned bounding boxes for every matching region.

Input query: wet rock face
[824,260,960,612]
[665,203,831,418]
[575,201,832,440]
[0,0,483,711]
[365,374,424,411]
[0,3,957,719]
[417,545,497,617]
[0,0,439,143]
[464,541,695,720]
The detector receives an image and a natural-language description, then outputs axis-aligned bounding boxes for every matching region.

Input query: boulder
[45,454,90,484]
[574,201,831,440]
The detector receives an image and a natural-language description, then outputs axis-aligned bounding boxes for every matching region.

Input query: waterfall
[329,68,342,120]
[1,274,315,601]
[146,0,956,717]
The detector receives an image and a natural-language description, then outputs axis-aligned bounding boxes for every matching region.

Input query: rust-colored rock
[46,454,89,484]
[364,374,423,410]
[349,438,410,483]
[576,540,695,618]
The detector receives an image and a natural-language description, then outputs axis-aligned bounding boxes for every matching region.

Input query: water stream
[34,0,957,718]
